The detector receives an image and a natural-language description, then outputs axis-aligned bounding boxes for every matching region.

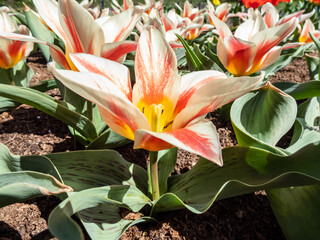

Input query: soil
[0,50,312,240]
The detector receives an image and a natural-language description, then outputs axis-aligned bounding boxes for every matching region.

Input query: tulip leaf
[175,48,187,67]
[0,83,97,141]
[175,34,205,71]
[0,97,20,112]
[192,43,214,70]
[231,83,297,154]
[30,78,58,92]
[0,78,57,113]
[309,32,320,53]
[305,54,319,80]
[288,97,320,153]
[273,81,320,100]
[25,9,55,62]
[157,148,178,195]
[0,61,35,112]
[86,127,131,149]
[151,142,320,215]
[48,185,152,240]
[297,97,320,127]
[46,149,148,194]
[0,60,34,87]
[0,144,71,207]
[267,185,320,240]
[205,41,227,72]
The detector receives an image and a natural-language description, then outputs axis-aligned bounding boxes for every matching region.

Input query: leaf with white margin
[231,82,297,154]
[48,185,153,240]
[151,142,320,215]
[0,144,72,207]
[46,148,148,194]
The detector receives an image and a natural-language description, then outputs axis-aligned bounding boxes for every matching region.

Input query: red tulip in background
[241,0,290,9]
[308,0,320,5]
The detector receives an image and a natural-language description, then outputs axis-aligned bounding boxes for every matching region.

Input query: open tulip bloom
[0,11,33,70]
[299,19,320,44]
[49,26,263,200]
[0,0,141,70]
[210,10,298,76]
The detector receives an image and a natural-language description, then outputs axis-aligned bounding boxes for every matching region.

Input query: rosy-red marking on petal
[61,0,83,52]
[101,42,137,62]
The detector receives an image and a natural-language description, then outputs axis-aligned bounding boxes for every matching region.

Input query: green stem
[149,151,160,201]
[87,100,93,122]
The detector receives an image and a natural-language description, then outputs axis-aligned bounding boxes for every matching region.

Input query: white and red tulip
[182,0,204,21]
[299,19,320,44]
[49,26,263,165]
[0,0,141,70]
[261,2,315,28]
[207,0,231,24]
[0,11,33,69]
[210,11,298,76]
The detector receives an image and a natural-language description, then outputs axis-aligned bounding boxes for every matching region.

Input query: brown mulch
[0,50,311,240]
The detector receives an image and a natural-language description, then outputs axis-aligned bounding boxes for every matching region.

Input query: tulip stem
[149,151,160,201]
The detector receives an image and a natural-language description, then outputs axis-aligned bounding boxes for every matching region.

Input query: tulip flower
[49,26,263,167]
[261,2,315,28]
[299,19,320,44]
[210,12,298,76]
[207,0,231,24]
[0,0,141,70]
[241,0,290,9]
[0,11,33,69]
[308,0,320,5]
[182,0,203,21]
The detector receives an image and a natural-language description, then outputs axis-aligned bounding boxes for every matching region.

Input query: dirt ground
[0,49,313,240]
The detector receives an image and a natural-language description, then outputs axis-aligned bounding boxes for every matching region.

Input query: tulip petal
[250,18,298,52]
[100,40,138,63]
[69,53,132,99]
[33,0,67,42]
[217,36,257,76]
[48,62,150,140]
[173,73,264,129]
[209,13,232,39]
[234,12,267,41]
[173,71,227,116]
[58,0,104,55]
[215,3,231,21]
[133,26,180,107]
[250,18,298,72]
[254,46,282,73]
[0,11,18,32]
[99,8,141,43]
[277,10,303,25]
[134,119,222,165]
[261,2,279,28]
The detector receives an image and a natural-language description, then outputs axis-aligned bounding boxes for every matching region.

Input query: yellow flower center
[136,98,175,132]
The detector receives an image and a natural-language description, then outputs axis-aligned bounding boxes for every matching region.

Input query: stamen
[163,121,173,130]
[150,104,164,132]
